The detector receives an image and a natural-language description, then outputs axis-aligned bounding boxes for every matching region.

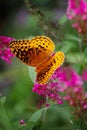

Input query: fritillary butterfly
[9,36,65,84]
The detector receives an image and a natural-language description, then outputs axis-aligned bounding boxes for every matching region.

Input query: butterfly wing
[9,39,36,66]
[36,51,65,84]
[30,36,55,64]
[9,36,55,67]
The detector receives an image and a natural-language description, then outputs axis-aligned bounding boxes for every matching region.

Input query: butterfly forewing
[9,39,36,66]
[9,36,55,67]
[30,36,55,64]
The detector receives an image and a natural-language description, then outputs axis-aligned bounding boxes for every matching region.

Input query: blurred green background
[0,0,75,129]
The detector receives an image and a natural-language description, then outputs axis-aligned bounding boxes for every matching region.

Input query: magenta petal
[0,36,15,64]
[67,0,87,34]
[82,70,87,81]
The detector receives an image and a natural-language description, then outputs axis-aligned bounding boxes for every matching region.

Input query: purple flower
[82,69,87,81]
[19,120,25,124]
[54,66,87,120]
[67,0,87,34]
[33,66,84,104]
[0,36,15,64]
[61,67,83,88]
[33,68,63,104]
[33,64,87,121]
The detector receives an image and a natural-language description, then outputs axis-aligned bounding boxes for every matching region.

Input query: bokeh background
[0,0,75,129]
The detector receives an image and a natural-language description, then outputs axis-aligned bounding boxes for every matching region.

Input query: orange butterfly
[9,36,65,84]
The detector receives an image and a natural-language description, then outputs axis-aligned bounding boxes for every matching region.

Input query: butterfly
[9,36,65,84]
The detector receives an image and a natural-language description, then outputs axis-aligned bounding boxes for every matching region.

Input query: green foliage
[59,15,68,25]
[61,41,74,53]
[0,97,6,106]
[73,118,87,130]
[28,66,36,83]
[28,108,44,123]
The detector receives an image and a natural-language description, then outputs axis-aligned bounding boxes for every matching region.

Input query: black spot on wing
[36,48,42,55]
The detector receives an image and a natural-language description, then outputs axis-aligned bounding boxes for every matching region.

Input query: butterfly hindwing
[36,51,65,84]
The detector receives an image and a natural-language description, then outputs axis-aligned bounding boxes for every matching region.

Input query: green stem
[0,104,12,130]
[78,34,86,66]
[42,96,48,123]
[43,106,48,123]
[78,36,83,63]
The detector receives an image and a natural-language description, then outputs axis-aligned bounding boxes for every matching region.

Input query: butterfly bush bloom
[33,66,83,104]
[33,65,87,119]
[58,66,83,89]
[67,0,87,34]
[19,119,25,124]
[0,36,14,64]
[55,66,83,100]
[82,69,87,81]
[55,66,87,120]
[33,69,63,104]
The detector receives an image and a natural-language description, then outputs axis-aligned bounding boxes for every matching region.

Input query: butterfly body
[9,36,65,84]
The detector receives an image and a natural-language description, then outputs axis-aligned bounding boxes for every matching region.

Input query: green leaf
[61,41,73,53]
[66,53,79,63]
[26,121,43,130]
[26,122,36,130]
[64,34,79,42]
[29,108,44,123]
[59,15,68,25]
[28,66,36,83]
[84,47,87,55]
[66,53,84,64]
[72,118,87,130]
[0,96,6,105]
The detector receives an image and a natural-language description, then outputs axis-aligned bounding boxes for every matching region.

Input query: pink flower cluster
[33,66,87,120]
[0,36,14,64]
[67,0,87,34]
[55,66,83,88]
[56,66,87,119]
[82,69,87,81]
[33,69,63,104]
[33,66,82,104]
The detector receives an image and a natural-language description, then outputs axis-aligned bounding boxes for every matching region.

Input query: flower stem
[78,34,84,65]
[79,38,83,63]
[42,96,48,123]
[43,106,48,123]
[0,104,12,130]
